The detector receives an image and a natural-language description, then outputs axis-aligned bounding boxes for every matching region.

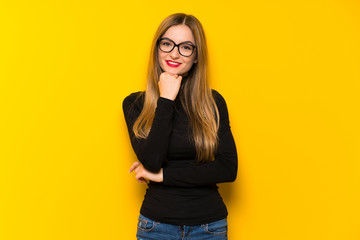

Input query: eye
[160,40,173,47]
[181,44,193,51]
[161,42,171,46]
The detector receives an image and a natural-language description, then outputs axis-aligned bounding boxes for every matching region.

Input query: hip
[136,213,228,240]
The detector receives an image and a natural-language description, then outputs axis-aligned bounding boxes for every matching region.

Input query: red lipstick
[166,60,181,68]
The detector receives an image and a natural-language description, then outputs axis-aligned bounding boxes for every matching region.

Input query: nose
[169,46,180,59]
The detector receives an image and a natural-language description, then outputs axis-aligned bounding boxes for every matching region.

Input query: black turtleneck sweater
[122,90,237,225]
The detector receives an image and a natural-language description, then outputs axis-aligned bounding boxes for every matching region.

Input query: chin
[166,68,183,75]
[160,65,187,76]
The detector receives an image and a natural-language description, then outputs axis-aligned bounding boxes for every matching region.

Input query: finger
[137,178,146,183]
[135,170,144,180]
[169,73,178,77]
[129,161,140,172]
[136,170,149,183]
[135,173,147,184]
[163,72,178,78]
[129,161,141,173]
[137,177,145,183]
[134,165,143,174]
[143,178,149,184]
[139,177,149,184]
[177,75,182,81]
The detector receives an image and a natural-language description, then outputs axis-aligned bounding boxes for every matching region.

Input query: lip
[166,60,182,68]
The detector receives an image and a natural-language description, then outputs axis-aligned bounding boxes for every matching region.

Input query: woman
[123,13,237,240]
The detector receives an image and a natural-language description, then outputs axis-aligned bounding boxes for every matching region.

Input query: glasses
[157,38,196,57]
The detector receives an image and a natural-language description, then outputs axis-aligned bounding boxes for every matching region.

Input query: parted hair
[132,13,219,163]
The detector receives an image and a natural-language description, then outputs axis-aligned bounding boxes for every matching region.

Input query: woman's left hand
[129,161,163,184]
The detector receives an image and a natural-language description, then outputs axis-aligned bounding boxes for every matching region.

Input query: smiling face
[158,25,197,76]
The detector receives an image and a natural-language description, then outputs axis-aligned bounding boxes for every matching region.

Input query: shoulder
[122,91,145,112]
[211,89,227,109]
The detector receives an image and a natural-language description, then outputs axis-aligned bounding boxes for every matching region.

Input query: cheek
[184,58,196,68]
[158,53,166,67]
[157,51,164,61]
[187,55,196,64]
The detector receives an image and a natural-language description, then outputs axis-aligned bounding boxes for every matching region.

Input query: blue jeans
[136,214,228,240]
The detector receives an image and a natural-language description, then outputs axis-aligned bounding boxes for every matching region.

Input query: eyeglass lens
[159,39,194,57]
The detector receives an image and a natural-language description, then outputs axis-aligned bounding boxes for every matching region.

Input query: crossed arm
[123,91,237,187]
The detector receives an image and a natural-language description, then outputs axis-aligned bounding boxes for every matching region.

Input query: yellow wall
[1,0,359,239]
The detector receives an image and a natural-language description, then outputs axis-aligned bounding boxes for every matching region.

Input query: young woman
[123,13,237,240]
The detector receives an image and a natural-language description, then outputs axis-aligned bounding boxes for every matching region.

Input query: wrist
[159,168,164,182]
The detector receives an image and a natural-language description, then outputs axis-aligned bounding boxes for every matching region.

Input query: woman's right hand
[158,72,182,101]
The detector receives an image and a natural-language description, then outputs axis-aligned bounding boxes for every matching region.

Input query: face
[158,25,197,76]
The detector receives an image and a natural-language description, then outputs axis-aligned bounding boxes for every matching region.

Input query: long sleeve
[123,90,237,225]
[162,91,238,187]
[122,92,175,173]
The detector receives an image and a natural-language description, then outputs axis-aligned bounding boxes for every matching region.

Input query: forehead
[162,25,195,44]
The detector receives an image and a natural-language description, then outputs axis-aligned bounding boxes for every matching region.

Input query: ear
[193,58,198,64]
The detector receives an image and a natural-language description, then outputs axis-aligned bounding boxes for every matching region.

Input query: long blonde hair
[133,13,219,162]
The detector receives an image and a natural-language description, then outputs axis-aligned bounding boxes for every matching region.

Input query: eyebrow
[161,37,195,46]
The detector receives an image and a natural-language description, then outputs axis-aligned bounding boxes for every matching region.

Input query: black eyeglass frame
[157,37,197,57]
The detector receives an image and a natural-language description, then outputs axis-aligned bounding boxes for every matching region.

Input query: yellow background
[1,0,359,239]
